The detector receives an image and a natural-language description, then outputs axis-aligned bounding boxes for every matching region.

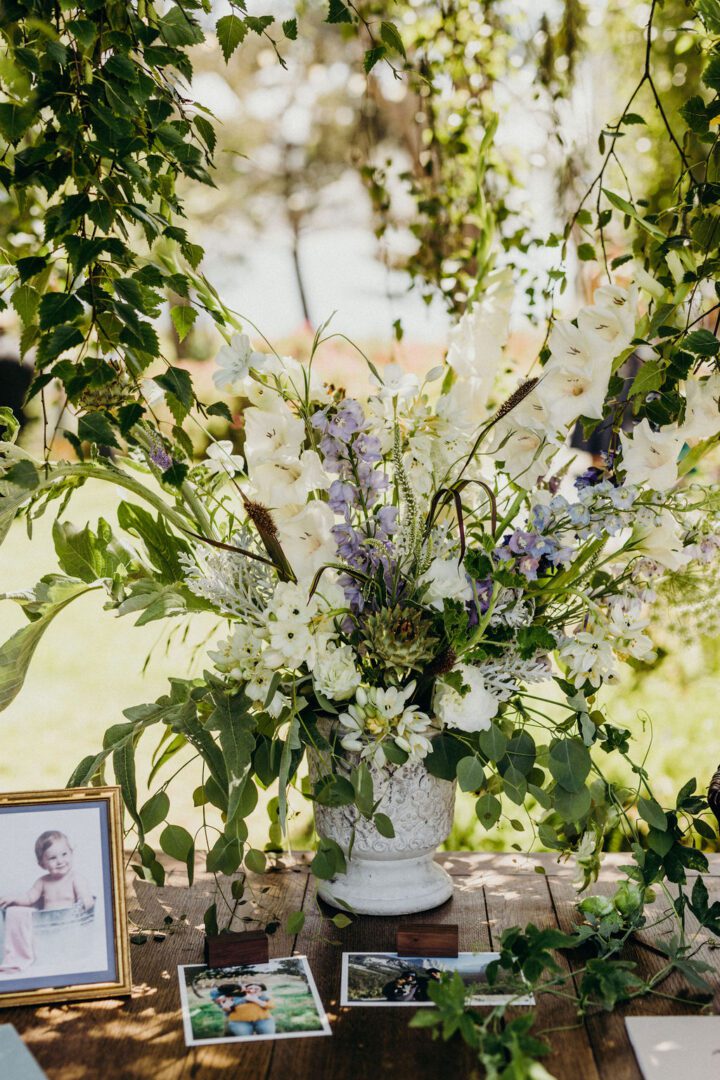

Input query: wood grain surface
[4,853,719,1080]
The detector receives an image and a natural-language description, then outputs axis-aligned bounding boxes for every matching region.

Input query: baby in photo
[0,830,95,974]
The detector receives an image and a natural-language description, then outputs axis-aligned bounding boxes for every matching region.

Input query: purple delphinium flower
[376,505,398,538]
[328,480,358,514]
[328,398,366,439]
[574,466,604,490]
[518,555,541,580]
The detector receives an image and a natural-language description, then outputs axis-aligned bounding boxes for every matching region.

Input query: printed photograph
[179,956,332,1046]
[341,952,535,1007]
[0,788,129,1007]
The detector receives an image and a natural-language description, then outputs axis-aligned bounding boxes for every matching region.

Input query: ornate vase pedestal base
[317,853,453,916]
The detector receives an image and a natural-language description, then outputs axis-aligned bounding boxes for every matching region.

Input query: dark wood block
[204,929,269,967]
[396,922,459,957]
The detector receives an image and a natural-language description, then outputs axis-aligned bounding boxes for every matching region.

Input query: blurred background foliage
[2,0,718,852]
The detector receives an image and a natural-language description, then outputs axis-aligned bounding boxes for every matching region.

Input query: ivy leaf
[475,792,502,830]
[456,756,485,792]
[684,328,719,356]
[170,305,198,342]
[245,848,267,874]
[577,242,596,261]
[0,102,33,142]
[374,812,395,838]
[207,400,233,421]
[286,911,305,934]
[36,325,84,368]
[139,791,170,833]
[680,95,709,134]
[154,366,194,414]
[703,54,720,91]
[282,18,298,40]
[77,411,119,448]
[548,739,591,793]
[364,46,386,73]
[11,284,39,326]
[327,0,353,23]
[38,291,84,329]
[628,359,665,398]
[158,6,204,46]
[638,796,667,831]
[216,14,248,62]
[160,823,194,861]
[380,21,406,58]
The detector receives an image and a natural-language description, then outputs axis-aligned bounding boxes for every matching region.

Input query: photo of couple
[341,952,535,1007]
[179,957,331,1046]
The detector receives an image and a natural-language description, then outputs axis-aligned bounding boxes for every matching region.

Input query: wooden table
[5,852,720,1079]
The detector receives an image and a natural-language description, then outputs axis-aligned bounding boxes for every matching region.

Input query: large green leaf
[207,688,256,825]
[548,739,592,793]
[53,518,127,582]
[0,577,93,712]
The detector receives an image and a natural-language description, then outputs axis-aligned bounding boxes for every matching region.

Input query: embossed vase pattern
[311,750,456,916]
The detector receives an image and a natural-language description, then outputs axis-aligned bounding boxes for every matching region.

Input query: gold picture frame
[0,786,131,1008]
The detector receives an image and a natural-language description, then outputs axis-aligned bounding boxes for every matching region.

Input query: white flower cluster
[339,682,434,765]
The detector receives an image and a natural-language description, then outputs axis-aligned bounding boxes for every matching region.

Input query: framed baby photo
[0,787,131,1008]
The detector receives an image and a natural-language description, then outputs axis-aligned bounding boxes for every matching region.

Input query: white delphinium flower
[559,629,616,689]
[213,333,265,391]
[681,372,720,441]
[537,322,612,430]
[420,557,473,610]
[372,362,420,401]
[620,419,682,491]
[203,440,245,477]
[312,644,361,702]
[250,450,330,509]
[275,501,337,586]
[338,682,433,765]
[433,664,500,733]
[243,404,305,468]
[632,507,691,571]
[577,284,637,359]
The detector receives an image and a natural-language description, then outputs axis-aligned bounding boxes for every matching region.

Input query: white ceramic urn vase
[311,751,456,916]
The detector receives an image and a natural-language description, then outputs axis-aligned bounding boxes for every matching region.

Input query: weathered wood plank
[549,869,720,1080]
[483,861,602,1080]
[264,869,490,1079]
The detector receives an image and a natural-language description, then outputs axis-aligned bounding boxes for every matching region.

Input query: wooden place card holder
[204,930,269,967]
[396,923,459,958]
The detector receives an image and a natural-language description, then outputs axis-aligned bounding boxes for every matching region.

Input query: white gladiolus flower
[243,405,305,468]
[633,508,691,571]
[213,333,265,391]
[372,362,420,401]
[312,644,361,701]
[620,419,682,491]
[577,284,637,358]
[275,501,337,585]
[433,664,500,733]
[250,449,330,508]
[420,557,473,610]
[447,267,513,379]
[491,423,554,489]
[538,323,612,429]
[203,440,245,476]
[681,373,720,441]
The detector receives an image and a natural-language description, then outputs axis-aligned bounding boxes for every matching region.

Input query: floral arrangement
[2,265,720,900]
